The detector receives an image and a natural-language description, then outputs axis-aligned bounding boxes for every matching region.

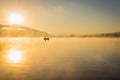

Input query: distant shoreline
[0,24,120,38]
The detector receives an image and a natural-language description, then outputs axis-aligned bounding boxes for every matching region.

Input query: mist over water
[0,38,120,80]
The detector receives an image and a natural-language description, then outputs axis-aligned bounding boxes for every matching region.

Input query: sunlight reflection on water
[0,38,120,80]
[6,48,24,65]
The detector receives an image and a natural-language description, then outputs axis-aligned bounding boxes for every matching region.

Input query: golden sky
[0,0,120,34]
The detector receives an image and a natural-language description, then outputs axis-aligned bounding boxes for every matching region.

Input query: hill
[0,24,51,38]
[81,32,120,38]
[54,32,120,38]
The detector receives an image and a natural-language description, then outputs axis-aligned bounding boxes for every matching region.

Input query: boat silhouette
[44,37,50,40]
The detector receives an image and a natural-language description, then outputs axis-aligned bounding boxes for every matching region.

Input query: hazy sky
[0,0,120,34]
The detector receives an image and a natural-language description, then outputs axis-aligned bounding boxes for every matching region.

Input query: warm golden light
[8,13,23,25]
[7,49,23,64]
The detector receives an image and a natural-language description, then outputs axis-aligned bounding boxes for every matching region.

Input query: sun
[8,13,23,25]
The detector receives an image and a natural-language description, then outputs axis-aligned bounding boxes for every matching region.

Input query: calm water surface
[0,38,120,80]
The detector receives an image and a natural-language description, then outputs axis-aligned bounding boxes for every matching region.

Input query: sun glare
[7,49,23,64]
[9,13,23,25]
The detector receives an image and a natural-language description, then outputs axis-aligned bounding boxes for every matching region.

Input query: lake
[0,38,120,80]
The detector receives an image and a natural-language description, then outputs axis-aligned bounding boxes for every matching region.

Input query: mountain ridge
[0,24,51,37]
[54,32,120,38]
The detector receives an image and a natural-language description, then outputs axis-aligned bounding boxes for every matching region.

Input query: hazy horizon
[0,0,120,34]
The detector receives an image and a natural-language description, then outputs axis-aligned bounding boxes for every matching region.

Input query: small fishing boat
[44,37,49,40]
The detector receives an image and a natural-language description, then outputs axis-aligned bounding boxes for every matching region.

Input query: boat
[44,37,49,40]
